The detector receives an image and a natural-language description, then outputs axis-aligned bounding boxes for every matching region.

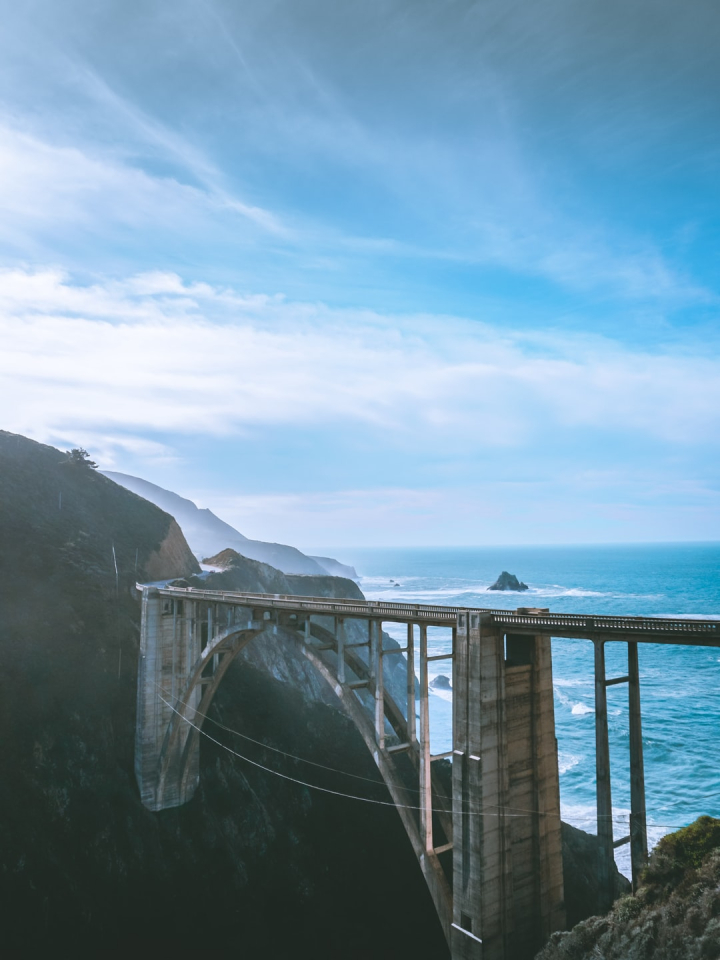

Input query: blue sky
[1,0,719,546]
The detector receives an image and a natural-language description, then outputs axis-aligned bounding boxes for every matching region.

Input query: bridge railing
[145,584,720,642]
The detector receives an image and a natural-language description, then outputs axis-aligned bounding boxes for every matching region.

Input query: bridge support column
[373,620,385,749]
[336,617,346,684]
[452,613,512,960]
[419,624,433,854]
[628,642,648,890]
[594,639,615,913]
[407,623,416,741]
[505,633,564,956]
[451,614,564,960]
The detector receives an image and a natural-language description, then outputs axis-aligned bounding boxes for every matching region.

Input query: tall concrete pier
[135,586,720,960]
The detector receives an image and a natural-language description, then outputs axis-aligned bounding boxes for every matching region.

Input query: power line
[157,691,710,828]
[157,682,539,814]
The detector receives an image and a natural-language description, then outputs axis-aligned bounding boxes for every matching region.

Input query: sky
[1,0,720,547]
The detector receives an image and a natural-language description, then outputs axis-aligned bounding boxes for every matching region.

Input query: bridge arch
[155,621,263,809]
[136,588,455,934]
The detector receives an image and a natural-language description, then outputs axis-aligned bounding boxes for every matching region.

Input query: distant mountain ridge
[102,471,357,579]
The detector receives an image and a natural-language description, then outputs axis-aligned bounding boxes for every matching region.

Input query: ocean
[331,543,720,879]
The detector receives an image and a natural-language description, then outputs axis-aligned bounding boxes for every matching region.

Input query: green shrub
[643,817,720,887]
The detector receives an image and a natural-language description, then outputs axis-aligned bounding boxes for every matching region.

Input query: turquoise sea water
[331,543,720,878]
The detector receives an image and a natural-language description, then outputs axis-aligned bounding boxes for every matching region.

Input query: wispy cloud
[67,64,288,234]
[0,117,287,270]
[0,0,716,543]
[0,81,709,311]
[2,268,719,459]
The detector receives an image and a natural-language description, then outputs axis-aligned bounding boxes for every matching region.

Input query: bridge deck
[150,585,720,645]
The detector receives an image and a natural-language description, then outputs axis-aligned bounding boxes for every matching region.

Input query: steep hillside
[0,432,448,957]
[308,554,359,578]
[538,817,720,959]
[197,546,363,598]
[1,433,199,588]
[103,470,338,575]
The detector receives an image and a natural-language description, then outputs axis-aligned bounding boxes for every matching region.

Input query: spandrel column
[594,639,614,913]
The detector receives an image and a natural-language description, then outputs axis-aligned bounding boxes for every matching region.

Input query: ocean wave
[571,702,594,716]
[359,579,665,603]
[558,753,581,775]
[430,687,453,703]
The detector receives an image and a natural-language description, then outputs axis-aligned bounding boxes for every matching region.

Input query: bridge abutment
[135,589,202,810]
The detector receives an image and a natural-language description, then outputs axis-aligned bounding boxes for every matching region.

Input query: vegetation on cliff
[537,816,720,959]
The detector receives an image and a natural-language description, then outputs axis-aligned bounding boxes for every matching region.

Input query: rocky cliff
[0,431,447,957]
[103,469,353,577]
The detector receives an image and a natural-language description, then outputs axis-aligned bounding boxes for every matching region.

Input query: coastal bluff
[0,431,447,957]
[0,429,632,957]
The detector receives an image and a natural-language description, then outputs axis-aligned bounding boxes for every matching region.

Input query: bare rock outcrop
[144,518,200,580]
[488,570,529,591]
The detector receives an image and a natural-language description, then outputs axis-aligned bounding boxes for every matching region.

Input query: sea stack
[488,570,529,591]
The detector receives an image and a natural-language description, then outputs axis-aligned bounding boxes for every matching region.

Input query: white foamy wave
[363,587,480,601]
[558,753,581,774]
[526,585,664,601]
[571,702,594,716]
[527,585,606,598]
[359,579,664,604]
[560,801,599,832]
[559,803,674,880]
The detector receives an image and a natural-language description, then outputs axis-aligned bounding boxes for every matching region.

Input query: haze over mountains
[103,471,357,580]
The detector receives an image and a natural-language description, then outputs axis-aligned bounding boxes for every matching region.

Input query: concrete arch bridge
[135,584,720,960]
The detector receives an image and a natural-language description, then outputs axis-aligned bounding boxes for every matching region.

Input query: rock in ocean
[488,570,529,591]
